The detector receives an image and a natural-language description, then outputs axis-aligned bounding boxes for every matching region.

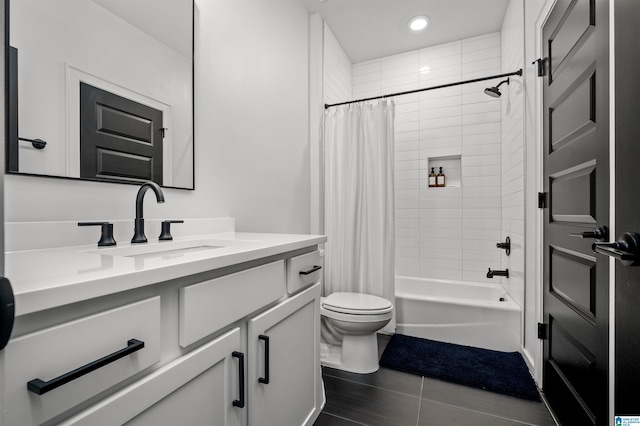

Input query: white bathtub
[394,276,521,352]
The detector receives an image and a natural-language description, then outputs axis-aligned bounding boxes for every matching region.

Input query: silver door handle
[592,232,640,266]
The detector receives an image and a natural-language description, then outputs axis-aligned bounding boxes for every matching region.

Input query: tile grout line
[322,411,370,426]
[418,395,539,426]
[322,373,422,399]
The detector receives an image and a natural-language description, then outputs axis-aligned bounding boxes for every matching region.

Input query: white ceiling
[299,0,510,64]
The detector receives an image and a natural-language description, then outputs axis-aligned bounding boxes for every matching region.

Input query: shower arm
[325,69,523,109]
[495,78,510,89]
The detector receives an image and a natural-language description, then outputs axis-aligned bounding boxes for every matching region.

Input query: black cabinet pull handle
[232,351,245,408]
[258,335,270,384]
[27,339,144,395]
[299,265,321,276]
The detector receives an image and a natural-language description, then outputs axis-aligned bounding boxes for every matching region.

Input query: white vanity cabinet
[178,258,322,426]
[2,243,324,425]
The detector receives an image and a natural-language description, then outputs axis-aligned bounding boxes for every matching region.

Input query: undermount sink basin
[83,239,256,259]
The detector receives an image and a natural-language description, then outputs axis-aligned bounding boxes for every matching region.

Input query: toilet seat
[322,292,393,316]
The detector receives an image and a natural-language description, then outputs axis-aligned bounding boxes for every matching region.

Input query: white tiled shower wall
[351,33,504,284]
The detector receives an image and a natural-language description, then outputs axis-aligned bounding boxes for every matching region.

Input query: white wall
[198,0,310,234]
[5,0,311,236]
[500,0,525,311]
[323,24,352,105]
[354,34,504,284]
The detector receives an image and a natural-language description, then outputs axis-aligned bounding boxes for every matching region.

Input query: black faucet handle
[496,236,511,255]
[78,222,117,247]
[159,220,184,241]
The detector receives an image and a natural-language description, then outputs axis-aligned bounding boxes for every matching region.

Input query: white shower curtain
[323,100,396,332]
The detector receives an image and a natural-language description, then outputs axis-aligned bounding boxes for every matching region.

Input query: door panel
[548,0,594,79]
[550,247,596,319]
[549,73,595,151]
[542,0,609,424]
[549,161,596,223]
[80,82,163,184]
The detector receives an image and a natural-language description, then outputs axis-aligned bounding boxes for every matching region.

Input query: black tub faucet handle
[496,236,511,255]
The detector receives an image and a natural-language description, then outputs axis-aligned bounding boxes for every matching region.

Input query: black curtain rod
[324,69,523,109]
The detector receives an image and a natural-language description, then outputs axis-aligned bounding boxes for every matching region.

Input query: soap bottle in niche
[436,167,446,187]
[428,167,437,188]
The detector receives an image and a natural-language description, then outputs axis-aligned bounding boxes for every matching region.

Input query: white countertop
[5,232,326,316]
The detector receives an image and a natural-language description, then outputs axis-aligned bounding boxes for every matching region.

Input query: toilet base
[320,333,380,374]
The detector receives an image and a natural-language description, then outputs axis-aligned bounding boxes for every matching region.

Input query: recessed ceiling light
[409,16,429,32]
[420,66,431,74]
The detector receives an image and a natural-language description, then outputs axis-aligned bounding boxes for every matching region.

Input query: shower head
[484,78,510,98]
[484,86,501,98]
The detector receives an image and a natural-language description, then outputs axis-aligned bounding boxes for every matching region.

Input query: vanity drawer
[179,260,285,347]
[286,250,322,294]
[5,297,161,426]
[60,328,242,426]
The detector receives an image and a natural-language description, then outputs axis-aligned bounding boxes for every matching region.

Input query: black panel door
[80,82,163,184]
[613,0,640,417]
[542,0,609,424]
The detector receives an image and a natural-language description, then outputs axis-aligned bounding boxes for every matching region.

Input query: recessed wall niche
[427,155,461,188]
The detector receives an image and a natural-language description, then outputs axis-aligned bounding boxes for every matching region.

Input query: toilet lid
[322,292,393,315]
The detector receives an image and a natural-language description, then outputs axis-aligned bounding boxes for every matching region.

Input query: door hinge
[532,58,546,77]
[538,322,549,340]
[538,192,547,208]
[160,127,167,138]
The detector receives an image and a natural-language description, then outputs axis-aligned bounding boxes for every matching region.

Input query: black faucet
[487,268,509,279]
[131,182,165,243]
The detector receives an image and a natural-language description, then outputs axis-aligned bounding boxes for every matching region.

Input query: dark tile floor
[314,335,557,426]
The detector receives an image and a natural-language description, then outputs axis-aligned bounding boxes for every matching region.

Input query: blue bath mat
[379,334,540,401]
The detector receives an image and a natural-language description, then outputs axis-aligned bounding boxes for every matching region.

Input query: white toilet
[320,292,393,374]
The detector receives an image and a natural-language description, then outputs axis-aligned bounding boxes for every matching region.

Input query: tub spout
[487,268,509,279]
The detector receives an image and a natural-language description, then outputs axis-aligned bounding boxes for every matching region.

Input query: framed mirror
[6,0,194,189]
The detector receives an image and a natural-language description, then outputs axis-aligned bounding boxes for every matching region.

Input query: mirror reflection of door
[80,82,163,185]
[6,0,193,189]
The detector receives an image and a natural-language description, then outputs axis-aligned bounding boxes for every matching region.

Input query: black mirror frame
[3,0,195,190]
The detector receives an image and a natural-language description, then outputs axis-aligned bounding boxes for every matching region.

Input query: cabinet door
[62,328,244,426]
[248,283,322,426]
